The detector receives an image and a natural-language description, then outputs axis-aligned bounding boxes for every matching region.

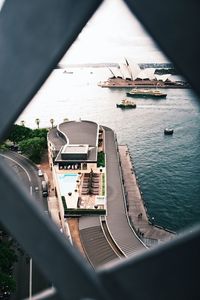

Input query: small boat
[63,70,73,74]
[127,89,167,98]
[164,128,174,135]
[116,99,136,109]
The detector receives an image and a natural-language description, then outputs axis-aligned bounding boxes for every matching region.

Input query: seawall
[118,144,175,247]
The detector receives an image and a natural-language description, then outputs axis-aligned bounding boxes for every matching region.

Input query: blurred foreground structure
[0,0,200,299]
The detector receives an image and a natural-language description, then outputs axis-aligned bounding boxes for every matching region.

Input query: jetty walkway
[118,145,175,246]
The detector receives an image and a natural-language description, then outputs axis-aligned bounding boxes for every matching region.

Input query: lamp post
[35,118,40,129]
[50,118,54,128]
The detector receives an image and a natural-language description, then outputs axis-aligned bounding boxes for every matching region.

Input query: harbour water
[18,67,200,232]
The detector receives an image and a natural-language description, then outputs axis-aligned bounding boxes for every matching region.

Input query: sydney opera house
[98,58,189,88]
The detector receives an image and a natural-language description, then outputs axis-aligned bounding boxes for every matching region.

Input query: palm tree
[50,118,54,128]
[20,120,25,127]
[35,118,40,129]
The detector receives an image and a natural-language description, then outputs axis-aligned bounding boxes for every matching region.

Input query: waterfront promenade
[104,127,147,256]
[118,145,175,245]
[39,132,174,268]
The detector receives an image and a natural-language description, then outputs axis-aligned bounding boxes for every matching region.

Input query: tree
[7,124,32,144]
[0,143,8,151]
[50,118,54,128]
[0,241,17,273]
[19,137,46,163]
[35,118,40,129]
[0,240,17,294]
[0,272,16,293]
[31,128,48,141]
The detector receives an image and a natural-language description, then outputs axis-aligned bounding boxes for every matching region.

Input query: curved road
[1,151,48,211]
[103,127,147,256]
[0,150,51,300]
[78,126,147,270]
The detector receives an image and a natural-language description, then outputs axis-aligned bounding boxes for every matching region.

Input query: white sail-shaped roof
[108,68,115,78]
[155,74,171,82]
[137,68,155,80]
[119,63,132,80]
[109,67,123,78]
[125,58,141,80]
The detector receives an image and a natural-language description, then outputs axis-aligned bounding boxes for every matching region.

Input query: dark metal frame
[0,0,199,299]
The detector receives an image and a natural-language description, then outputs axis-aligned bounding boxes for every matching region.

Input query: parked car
[41,180,48,197]
[38,169,43,177]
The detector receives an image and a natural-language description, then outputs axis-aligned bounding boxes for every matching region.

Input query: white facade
[119,63,132,80]
[137,68,155,80]
[125,58,141,80]
[109,67,123,78]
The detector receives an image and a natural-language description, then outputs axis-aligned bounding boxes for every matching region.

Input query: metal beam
[0,159,108,300]
[99,226,200,300]
[1,0,200,299]
[0,0,110,299]
[0,0,103,141]
[124,0,200,96]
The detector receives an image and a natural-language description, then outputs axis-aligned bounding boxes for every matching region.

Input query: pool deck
[118,144,175,244]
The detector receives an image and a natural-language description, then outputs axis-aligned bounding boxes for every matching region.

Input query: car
[38,169,43,177]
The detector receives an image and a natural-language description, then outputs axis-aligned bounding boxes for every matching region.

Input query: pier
[118,145,175,246]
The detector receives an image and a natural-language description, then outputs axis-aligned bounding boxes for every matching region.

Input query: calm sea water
[19,67,200,232]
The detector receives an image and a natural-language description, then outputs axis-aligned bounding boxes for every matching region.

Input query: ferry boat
[116,99,136,109]
[164,128,174,135]
[126,89,167,98]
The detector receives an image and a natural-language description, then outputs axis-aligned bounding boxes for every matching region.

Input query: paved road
[0,151,51,299]
[103,127,147,256]
[1,151,48,211]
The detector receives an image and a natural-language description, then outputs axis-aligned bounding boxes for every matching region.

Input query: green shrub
[19,136,46,163]
[64,208,106,217]
[61,196,67,210]
[97,151,105,167]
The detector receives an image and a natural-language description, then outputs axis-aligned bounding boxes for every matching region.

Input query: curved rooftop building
[47,120,106,219]
[48,119,146,258]
[48,120,99,168]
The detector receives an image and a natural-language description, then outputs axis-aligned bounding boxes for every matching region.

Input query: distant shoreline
[57,62,178,75]
[57,62,174,69]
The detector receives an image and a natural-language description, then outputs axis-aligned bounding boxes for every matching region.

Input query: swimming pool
[57,173,78,195]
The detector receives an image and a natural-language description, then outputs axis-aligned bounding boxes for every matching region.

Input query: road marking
[29,258,32,299]
[0,154,31,182]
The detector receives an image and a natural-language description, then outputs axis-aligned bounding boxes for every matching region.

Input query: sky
[61,0,168,64]
[0,0,168,64]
